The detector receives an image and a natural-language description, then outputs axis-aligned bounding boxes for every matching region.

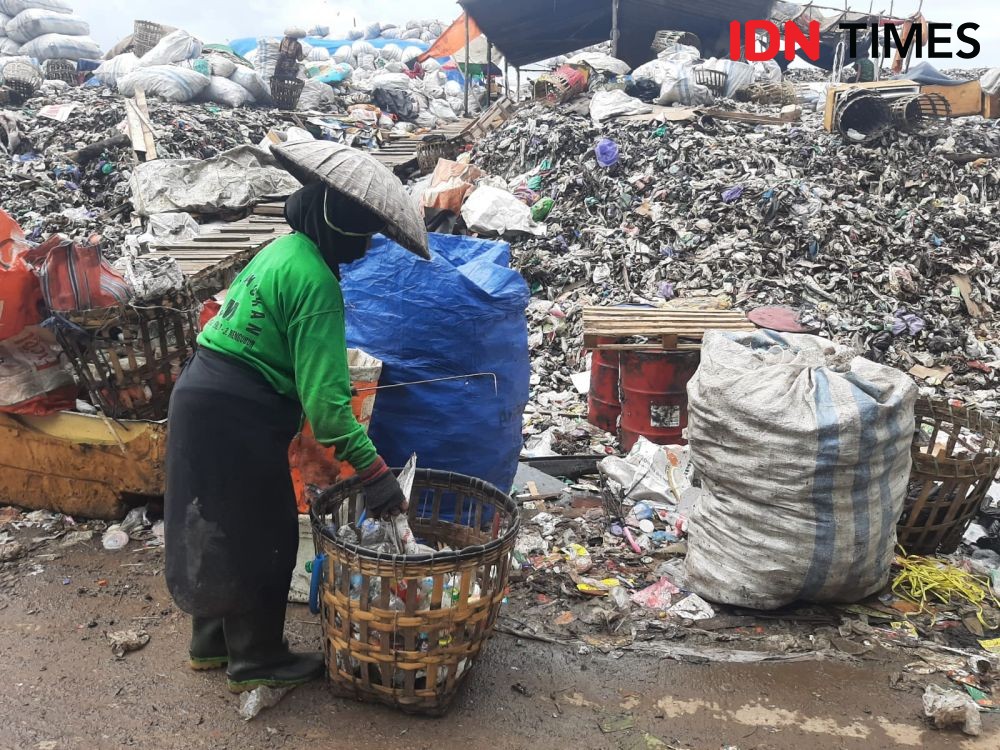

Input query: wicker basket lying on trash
[651,29,701,53]
[310,469,519,714]
[898,398,1000,555]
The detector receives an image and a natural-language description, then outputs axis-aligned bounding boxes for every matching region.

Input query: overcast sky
[74,0,998,66]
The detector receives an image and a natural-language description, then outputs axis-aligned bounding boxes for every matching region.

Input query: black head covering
[283,181,385,278]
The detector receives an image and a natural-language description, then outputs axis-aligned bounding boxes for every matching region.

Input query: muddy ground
[0,538,996,750]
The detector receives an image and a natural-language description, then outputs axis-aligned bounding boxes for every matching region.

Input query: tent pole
[611,0,621,58]
[505,60,510,99]
[516,67,521,102]
[486,41,492,107]
[463,13,471,116]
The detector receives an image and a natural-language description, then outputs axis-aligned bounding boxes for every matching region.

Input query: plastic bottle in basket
[391,513,419,555]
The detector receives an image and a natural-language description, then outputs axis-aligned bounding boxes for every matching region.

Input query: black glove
[358,456,407,518]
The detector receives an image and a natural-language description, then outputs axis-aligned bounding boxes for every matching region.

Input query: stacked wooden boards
[146,202,290,293]
[582,306,757,351]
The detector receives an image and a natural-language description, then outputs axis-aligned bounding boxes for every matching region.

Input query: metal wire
[356,372,499,396]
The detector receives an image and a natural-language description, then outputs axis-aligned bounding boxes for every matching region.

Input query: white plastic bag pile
[0,0,100,61]
[357,18,443,43]
[684,330,917,610]
[96,28,267,107]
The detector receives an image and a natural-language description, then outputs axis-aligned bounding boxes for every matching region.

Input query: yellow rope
[892,549,1000,628]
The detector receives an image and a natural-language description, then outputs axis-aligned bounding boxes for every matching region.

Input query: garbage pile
[0,0,100,61]
[0,85,298,244]
[470,94,1000,422]
[505,436,1000,675]
[233,19,480,127]
[93,29,269,107]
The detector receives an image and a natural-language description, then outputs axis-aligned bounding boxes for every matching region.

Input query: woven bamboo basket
[2,61,42,104]
[890,93,952,135]
[694,68,728,97]
[416,137,460,173]
[650,29,701,53]
[747,81,799,106]
[898,398,1000,555]
[310,470,519,714]
[133,20,165,58]
[55,300,198,421]
[44,60,77,85]
[270,77,305,110]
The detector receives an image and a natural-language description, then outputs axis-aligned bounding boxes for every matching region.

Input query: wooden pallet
[583,306,756,350]
[147,202,291,293]
[462,97,516,141]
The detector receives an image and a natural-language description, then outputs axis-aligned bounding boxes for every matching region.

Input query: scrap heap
[0,85,291,252]
[471,93,1000,435]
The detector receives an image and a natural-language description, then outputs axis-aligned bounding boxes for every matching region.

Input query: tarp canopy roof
[458,0,776,68]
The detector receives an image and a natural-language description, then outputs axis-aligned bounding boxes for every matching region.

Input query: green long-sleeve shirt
[197,231,377,472]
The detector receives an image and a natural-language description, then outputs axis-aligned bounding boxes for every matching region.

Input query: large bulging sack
[137,28,201,67]
[1,0,71,15]
[93,51,138,86]
[201,75,255,107]
[19,32,100,61]
[117,65,210,102]
[5,8,88,43]
[229,64,269,101]
[341,234,530,495]
[684,330,917,610]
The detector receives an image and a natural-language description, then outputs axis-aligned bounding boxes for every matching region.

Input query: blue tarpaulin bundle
[341,233,530,495]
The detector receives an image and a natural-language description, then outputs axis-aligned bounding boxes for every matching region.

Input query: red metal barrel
[619,350,701,451]
[587,339,620,434]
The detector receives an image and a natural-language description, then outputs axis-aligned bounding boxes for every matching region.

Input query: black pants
[165,348,301,618]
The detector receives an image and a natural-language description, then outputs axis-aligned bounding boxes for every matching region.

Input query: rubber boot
[224,601,324,693]
[188,616,228,670]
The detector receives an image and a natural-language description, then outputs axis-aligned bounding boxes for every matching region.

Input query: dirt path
[0,541,995,750]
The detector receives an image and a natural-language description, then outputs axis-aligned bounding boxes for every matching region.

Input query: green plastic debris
[531,197,554,221]
[527,175,543,191]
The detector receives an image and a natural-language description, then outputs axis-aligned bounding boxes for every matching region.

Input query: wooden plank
[583,340,703,352]
[150,242,258,251]
[584,319,754,328]
[218,226,277,234]
[583,306,747,315]
[696,108,799,125]
[134,88,157,160]
[191,234,251,242]
[583,312,751,321]
[123,99,145,158]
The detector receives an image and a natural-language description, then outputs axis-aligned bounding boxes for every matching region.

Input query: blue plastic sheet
[341,233,530,496]
[229,36,429,58]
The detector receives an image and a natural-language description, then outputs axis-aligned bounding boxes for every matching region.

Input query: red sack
[0,210,76,415]
[25,235,131,313]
